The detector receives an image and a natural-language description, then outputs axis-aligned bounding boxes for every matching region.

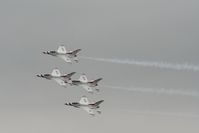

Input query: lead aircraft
[43,45,81,63]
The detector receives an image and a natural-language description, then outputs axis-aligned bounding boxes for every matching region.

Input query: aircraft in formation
[37,45,104,116]
[43,45,81,63]
[37,68,75,87]
[71,74,103,93]
[37,69,102,94]
[65,96,104,116]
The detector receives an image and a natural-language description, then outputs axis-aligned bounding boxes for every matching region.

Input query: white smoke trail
[102,85,199,97]
[123,109,199,119]
[80,56,199,72]
[105,85,199,118]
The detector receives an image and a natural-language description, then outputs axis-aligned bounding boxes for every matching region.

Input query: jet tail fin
[92,78,103,84]
[71,49,81,55]
[62,72,76,78]
[94,100,104,106]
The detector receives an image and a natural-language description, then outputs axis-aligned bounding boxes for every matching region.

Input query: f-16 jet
[37,68,76,87]
[65,96,104,116]
[43,45,81,63]
[70,74,103,93]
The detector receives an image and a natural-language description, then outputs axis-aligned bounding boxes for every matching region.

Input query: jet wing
[53,78,67,87]
[58,55,72,63]
[82,107,95,116]
[81,85,93,93]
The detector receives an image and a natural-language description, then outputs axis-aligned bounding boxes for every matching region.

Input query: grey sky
[0,0,199,133]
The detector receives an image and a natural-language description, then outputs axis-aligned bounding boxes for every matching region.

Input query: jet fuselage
[71,80,95,87]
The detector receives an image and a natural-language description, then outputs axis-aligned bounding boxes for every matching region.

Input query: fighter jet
[37,68,76,87]
[65,96,104,116]
[71,74,103,93]
[43,45,81,63]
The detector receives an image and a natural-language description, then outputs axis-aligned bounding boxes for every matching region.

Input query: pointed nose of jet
[36,74,43,77]
[65,103,72,106]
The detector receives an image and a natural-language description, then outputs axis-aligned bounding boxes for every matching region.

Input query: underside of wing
[81,85,93,93]
[82,107,95,116]
[53,78,67,87]
[58,55,72,63]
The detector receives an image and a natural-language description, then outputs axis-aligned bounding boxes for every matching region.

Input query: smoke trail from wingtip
[80,56,199,72]
[102,85,199,97]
